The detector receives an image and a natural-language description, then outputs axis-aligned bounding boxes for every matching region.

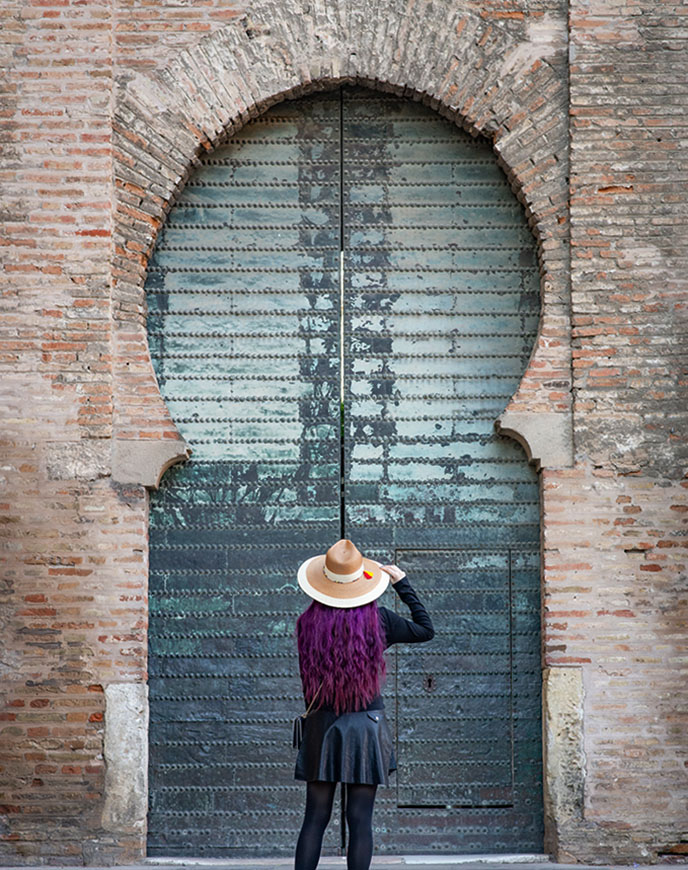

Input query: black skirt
[294,707,397,786]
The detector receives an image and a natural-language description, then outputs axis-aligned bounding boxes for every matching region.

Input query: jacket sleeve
[379,576,434,646]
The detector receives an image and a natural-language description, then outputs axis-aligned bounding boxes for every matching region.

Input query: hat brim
[297,554,390,608]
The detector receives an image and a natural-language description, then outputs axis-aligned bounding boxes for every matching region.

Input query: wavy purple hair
[296,600,387,715]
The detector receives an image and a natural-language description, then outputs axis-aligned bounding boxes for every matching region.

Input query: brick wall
[570,0,688,478]
[1,0,114,863]
[556,0,688,859]
[0,0,686,864]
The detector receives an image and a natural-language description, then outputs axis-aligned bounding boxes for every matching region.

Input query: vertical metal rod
[339,255,345,406]
[339,86,346,543]
[340,782,347,854]
[508,548,515,786]
[339,87,347,857]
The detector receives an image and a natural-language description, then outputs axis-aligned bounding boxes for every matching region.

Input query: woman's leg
[345,783,378,870]
[294,779,337,870]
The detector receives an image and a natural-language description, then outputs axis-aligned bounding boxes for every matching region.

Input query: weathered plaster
[45,440,112,481]
[500,13,569,77]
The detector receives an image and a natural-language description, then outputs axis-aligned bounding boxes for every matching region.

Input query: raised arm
[378,565,434,646]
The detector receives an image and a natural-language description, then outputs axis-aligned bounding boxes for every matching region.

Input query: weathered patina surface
[146,91,343,856]
[341,88,542,853]
[146,87,541,857]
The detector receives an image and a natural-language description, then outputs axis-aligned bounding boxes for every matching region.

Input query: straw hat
[297,539,390,608]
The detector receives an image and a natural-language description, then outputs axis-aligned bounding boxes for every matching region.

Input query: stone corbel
[112,439,192,490]
[495,410,573,471]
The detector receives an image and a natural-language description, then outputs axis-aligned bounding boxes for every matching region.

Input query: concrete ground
[8,857,682,870]
[139,860,679,870]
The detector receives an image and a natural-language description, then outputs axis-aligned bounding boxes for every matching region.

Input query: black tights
[294,780,377,870]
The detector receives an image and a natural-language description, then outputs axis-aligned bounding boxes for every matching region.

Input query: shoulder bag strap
[303,680,323,718]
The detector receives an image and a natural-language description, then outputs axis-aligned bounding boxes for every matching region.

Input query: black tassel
[293,715,304,749]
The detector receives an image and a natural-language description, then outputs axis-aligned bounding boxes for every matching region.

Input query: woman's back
[292,539,434,870]
[297,576,435,715]
[297,599,387,715]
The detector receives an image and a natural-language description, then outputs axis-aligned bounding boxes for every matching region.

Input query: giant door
[146,87,543,858]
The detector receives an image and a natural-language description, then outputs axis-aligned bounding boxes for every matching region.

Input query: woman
[293,538,434,870]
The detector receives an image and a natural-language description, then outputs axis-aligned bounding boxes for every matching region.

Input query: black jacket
[378,575,435,647]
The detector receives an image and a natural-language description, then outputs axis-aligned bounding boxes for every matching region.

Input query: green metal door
[146,86,542,858]
[145,91,344,856]
[341,88,542,851]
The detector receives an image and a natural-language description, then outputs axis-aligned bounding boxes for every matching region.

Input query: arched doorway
[145,86,542,857]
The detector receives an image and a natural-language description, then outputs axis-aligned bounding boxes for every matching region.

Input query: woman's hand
[381,564,406,584]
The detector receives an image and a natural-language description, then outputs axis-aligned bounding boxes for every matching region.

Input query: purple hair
[296,600,387,715]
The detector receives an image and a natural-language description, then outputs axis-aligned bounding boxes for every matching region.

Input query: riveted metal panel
[147,86,543,858]
[145,93,343,857]
[341,87,543,852]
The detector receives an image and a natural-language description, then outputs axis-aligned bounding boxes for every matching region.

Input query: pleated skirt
[294,707,396,786]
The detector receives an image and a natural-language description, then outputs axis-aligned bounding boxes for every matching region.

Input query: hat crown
[297,540,389,607]
[325,539,363,577]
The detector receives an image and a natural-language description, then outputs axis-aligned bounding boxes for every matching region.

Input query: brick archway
[107,2,577,860]
[111,1,572,487]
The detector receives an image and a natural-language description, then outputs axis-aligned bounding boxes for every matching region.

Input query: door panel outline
[146,86,543,856]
